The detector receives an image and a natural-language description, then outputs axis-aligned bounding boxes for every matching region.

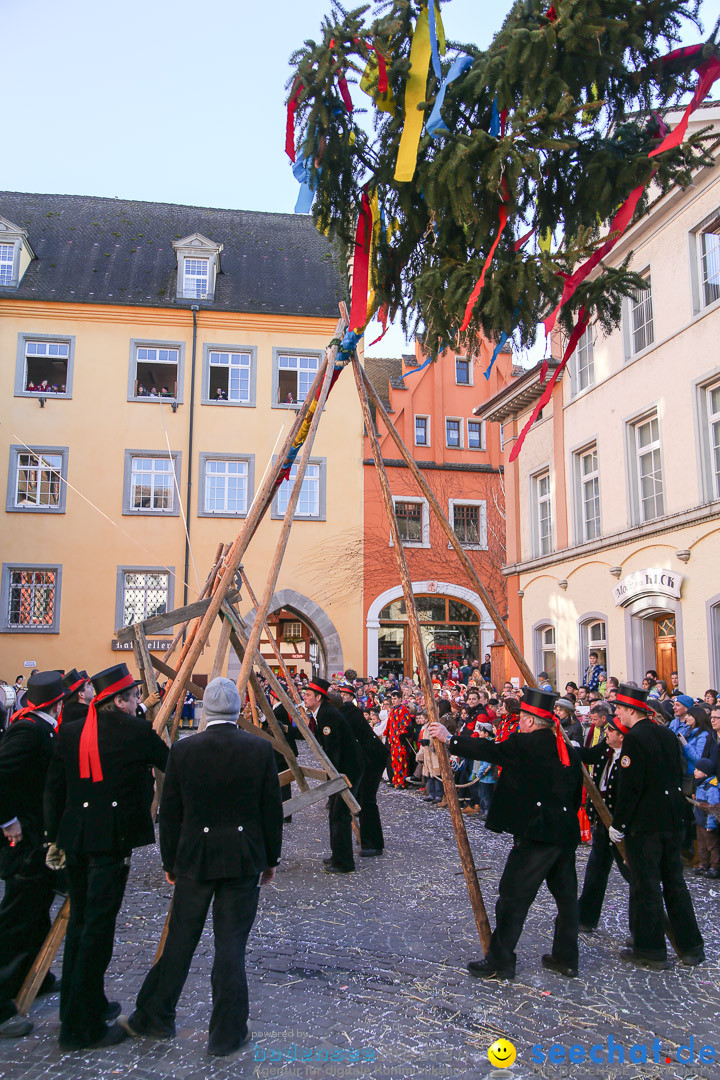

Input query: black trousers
[624,829,704,960]
[131,875,260,1055]
[578,824,633,929]
[357,753,387,851]
[60,852,130,1043]
[0,849,55,1023]
[486,839,578,974]
[328,792,354,869]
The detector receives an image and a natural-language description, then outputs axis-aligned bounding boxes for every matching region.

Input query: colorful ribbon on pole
[394,5,432,182]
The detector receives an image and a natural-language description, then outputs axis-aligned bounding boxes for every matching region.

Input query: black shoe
[59,1023,128,1051]
[625,937,634,949]
[542,954,578,978]
[359,848,382,857]
[706,868,720,879]
[103,1002,121,1023]
[578,922,597,933]
[283,816,293,823]
[619,948,670,971]
[322,856,334,865]
[117,1013,174,1040]
[323,863,355,874]
[37,972,61,996]
[208,1028,252,1058]
[467,957,514,980]
[678,949,706,966]
[693,866,708,876]
[0,1015,33,1038]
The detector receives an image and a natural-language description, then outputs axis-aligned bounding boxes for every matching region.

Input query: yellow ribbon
[394,5,432,183]
[360,52,396,115]
[366,190,381,321]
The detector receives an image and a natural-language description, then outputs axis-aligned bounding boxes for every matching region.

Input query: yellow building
[0,192,364,683]
[475,106,720,695]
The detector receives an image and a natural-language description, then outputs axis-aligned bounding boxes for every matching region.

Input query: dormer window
[0,216,35,289]
[171,233,223,301]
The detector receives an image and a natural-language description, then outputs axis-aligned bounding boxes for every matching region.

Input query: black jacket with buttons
[0,712,57,877]
[314,699,364,786]
[44,704,169,854]
[612,716,687,835]
[448,728,583,845]
[159,723,283,880]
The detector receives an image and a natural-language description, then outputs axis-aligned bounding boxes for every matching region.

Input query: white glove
[608,826,625,844]
[45,842,66,870]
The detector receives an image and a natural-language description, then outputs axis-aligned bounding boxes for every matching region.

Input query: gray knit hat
[202,677,240,723]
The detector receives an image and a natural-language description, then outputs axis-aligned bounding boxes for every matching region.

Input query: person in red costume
[386,689,412,789]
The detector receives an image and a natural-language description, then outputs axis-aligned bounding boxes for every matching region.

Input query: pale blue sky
[4,0,719,356]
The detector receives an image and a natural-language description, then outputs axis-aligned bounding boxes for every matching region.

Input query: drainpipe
[183,305,199,615]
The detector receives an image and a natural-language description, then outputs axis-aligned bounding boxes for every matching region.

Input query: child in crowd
[693,757,719,878]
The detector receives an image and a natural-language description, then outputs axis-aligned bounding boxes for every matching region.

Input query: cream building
[0,192,364,683]
[475,104,720,694]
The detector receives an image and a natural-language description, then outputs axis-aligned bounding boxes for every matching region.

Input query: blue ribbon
[336,329,363,367]
[427,55,474,137]
[428,2,443,81]
[483,307,519,380]
[490,96,500,137]
[292,157,316,214]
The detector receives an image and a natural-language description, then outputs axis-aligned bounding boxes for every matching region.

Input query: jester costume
[387,704,412,788]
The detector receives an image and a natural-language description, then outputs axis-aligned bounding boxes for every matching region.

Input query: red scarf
[79,673,136,783]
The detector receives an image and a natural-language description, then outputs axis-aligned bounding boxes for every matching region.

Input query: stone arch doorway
[226,589,344,680]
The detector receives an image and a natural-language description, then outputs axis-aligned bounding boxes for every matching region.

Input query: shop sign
[111,638,171,652]
[612,568,683,608]
[23,659,37,668]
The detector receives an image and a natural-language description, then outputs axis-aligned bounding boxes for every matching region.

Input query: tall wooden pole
[352,357,491,949]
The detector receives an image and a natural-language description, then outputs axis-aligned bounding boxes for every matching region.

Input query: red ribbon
[510,306,591,462]
[79,673,136,783]
[375,44,388,94]
[521,701,554,720]
[615,692,649,711]
[555,720,571,766]
[338,75,353,113]
[286,80,303,162]
[368,303,390,347]
[649,56,720,159]
[514,227,534,252]
[349,190,373,332]
[10,692,64,725]
[460,192,510,333]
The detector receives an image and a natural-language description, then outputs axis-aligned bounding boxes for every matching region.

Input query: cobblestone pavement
[2,768,718,1080]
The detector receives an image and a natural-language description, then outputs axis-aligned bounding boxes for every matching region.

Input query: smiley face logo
[487,1038,516,1068]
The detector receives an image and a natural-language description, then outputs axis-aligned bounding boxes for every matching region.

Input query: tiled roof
[0,191,345,317]
[363,356,403,407]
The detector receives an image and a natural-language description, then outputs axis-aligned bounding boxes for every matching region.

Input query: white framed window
[573,444,601,542]
[628,412,664,523]
[272,459,327,520]
[0,243,15,286]
[283,620,303,641]
[691,212,720,313]
[129,342,183,401]
[709,597,720,688]
[467,420,486,451]
[572,325,595,395]
[533,623,557,690]
[705,381,720,501]
[391,496,429,547]
[532,470,553,557]
[0,565,61,633]
[449,499,488,550]
[580,617,608,673]
[123,451,181,516]
[14,335,74,398]
[415,415,430,447]
[183,257,210,299]
[455,356,472,385]
[203,346,257,406]
[272,351,321,407]
[625,273,654,357]
[203,459,248,515]
[7,446,68,513]
[116,569,172,628]
[445,418,463,449]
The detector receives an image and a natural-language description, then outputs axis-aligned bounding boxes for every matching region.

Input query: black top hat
[519,686,558,720]
[615,683,650,712]
[62,668,89,695]
[306,676,330,697]
[337,682,355,694]
[90,663,141,701]
[26,670,67,709]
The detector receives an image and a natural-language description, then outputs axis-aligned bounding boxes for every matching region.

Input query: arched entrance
[227,589,343,679]
[366,581,495,678]
[624,595,684,686]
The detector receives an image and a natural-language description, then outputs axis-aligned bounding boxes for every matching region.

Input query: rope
[159,400,200,591]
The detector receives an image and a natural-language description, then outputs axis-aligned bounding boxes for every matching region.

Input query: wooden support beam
[115,590,241,644]
[148,655,205,698]
[284,776,349,816]
[353,355,492,950]
[164,541,225,663]
[14,898,70,1015]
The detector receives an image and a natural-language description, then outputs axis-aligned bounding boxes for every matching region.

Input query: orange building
[362,340,513,680]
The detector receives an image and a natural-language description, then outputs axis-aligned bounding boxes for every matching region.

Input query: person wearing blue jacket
[692,756,719,878]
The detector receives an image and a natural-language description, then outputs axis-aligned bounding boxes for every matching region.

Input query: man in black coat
[120,677,282,1058]
[610,683,705,969]
[338,682,389,856]
[0,671,67,1038]
[59,668,94,726]
[266,693,298,823]
[577,716,633,932]
[430,686,583,980]
[303,677,363,873]
[44,662,169,1050]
